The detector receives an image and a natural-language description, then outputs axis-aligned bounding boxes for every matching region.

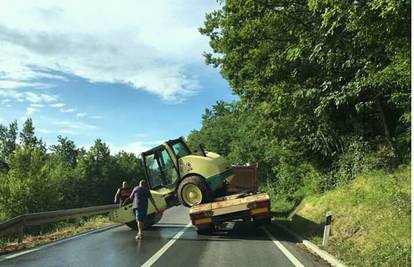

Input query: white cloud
[30,103,44,108]
[50,102,65,108]
[60,108,76,113]
[0,80,53,89]
[76,112,86,117]
[26,106,37,115]
[24,91,57,103]
[0,1,219,102]
[0,90,58,104]
[25,103,45,115]
[53,120,96,130]
[109,140,164,155]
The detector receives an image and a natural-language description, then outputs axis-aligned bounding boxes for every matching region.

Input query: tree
[50,136,78,168]
[200,0,410,163]
[0,147,60,217]
[0,120,18,168]
[195,0,410,203]
[75,139,116,206]
[19,118,46,153]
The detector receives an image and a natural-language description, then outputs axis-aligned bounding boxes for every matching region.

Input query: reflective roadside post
[322,211,332,247]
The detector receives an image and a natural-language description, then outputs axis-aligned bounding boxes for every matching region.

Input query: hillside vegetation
[284,166,410,266]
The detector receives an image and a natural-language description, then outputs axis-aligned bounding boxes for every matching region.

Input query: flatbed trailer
[189,164,271,234]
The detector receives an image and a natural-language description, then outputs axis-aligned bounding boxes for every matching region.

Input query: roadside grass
[0,215,116,255]
[274,165,411,267]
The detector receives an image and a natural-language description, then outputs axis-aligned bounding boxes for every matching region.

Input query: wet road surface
[0,206,329,267]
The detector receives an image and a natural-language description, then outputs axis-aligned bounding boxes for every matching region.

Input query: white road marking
[262,226,305,267]
[153,224,189,228]
[4,248,41,259]
[0,224,122,262]
[141,222,192,267]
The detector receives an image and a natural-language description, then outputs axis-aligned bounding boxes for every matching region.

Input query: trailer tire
[125,212,163,230]
[178,176,212,207]
[196,224,214,235]
[253,217,271,227]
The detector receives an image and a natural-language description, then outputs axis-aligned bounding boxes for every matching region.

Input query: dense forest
[188,0,410,209]
[0,118,144,220]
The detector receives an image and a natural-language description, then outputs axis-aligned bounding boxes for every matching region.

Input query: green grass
[275,165,411,267]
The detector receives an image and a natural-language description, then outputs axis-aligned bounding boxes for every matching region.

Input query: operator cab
[141,137,191,193]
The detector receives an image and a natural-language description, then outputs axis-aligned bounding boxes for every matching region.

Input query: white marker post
[322,211,332,247]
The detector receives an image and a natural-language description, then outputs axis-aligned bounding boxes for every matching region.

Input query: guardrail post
[322,211,332,246]
[17,218,25,244]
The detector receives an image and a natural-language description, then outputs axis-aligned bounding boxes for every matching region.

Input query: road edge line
[274,222,347,267]
[262,226,305,267]
[0,223,122,262]
[141,222,192,267]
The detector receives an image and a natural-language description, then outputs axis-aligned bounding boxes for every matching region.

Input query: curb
[0,223,123,262]
[275,222,347,267]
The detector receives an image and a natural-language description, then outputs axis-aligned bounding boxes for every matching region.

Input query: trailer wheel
[196,224,214,235]
[125,212,163,230]
[178,176,212,207]
[253,217,271,227]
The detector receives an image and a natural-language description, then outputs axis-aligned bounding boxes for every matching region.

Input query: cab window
[145,153,163,188]
[160,149,178,184]
[172,141,191,159]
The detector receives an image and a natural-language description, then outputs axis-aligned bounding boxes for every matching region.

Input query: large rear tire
[125,212,163,230]
[178,176,212,207]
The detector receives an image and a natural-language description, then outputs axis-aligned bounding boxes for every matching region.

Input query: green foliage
[284,166,411,266]
[0,120,145,220]
[192,0,410,210]
[0,147,60,217]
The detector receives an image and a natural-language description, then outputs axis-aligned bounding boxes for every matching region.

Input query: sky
[0,0,236,154]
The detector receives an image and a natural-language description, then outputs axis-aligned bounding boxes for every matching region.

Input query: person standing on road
[114,181,131,206]
[129,179,160,240]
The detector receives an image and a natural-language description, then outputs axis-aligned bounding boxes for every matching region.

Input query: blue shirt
[129,185,151,211]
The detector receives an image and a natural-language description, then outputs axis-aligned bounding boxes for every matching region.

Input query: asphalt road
[0,206,329,267]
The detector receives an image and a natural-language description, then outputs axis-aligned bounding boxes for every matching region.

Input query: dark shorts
[133,208,147,222]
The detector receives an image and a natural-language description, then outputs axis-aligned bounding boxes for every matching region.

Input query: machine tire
[196,224,214,235]
[178,176,212,207]
[125,211,164,230]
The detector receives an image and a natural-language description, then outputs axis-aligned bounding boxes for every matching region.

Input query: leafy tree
[114,151,144,187]
[50,136,79,168]
[0,120,18,171]
[19,118,46,153]
[193,0,410,205]
[200,0,410,161]
[75,139,116,206]
[0,147,60,217]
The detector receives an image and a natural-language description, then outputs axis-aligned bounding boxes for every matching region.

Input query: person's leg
[137,208,147,238]
[133,209,141,240]
[138,220,144,238]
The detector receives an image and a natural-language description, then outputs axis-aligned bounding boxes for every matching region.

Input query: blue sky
[0,1,236,153]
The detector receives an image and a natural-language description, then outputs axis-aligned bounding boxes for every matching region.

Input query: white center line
[141,222,192,267]
[262,226,305,267]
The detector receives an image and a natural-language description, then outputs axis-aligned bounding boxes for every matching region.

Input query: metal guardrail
[0,204,118,243]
